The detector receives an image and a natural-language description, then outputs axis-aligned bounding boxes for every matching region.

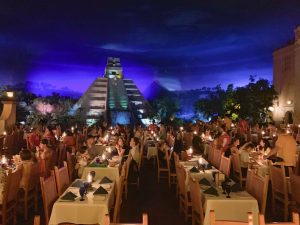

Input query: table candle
[188,147,193,155]
[1,156,7,164]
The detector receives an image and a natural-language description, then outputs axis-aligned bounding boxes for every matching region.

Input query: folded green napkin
[71,180,83,188]
[99,176,113,184]
[206,164,212,170]
[204,187,219,196]
[93,186,108,195]
[89,162,107,167]
[61,192,77,201]
[199,178,211,186]
[190,166,199,173]
[230,183,242,192]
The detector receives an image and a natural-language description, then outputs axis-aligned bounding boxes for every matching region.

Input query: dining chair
[105,213,148,225]
[124,155,132,199]
[169,150,177,187]
[156,148,171,187]
[113,175,125,223]
[212,149,222,169]
[0,168,23,225]
[18,162,40,220]
[52,161,70,196]
[231,152,247,187]
[290,173,300,213]
[181,151,188,161]
[269,164,292,221]
[259,212,299,225]
[33,215,40,225]
[66,152,76,181]
[188,176,204,225]
[207,143,215,164]
[245,169,253,194]
[219,155,231,178]
[295,153,300,175]
[57,143,67,167]
[246,170,269,214]
[40,173,58,225]
[174,152,180,198]
[209,210,254,225]
[177,164,192,222]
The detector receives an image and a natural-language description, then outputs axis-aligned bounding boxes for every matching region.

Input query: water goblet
[79,186,86,201]
[225,184,231,198]
[83,182,90,194]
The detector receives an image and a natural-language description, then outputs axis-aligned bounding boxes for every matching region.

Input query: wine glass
[95,158,100,164]
[225,184,231,198]
[221,181,227,194]
[79,186,86,201]
[84,182,90,194]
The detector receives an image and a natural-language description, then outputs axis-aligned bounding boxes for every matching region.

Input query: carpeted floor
[120,162,185,225]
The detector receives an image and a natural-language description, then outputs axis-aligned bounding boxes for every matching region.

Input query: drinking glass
[79,186,86,201]
[221,181,227,194]
[225,184,231,198]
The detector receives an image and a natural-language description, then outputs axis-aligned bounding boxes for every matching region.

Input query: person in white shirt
[130,137,140,164]
[239,142,254,176]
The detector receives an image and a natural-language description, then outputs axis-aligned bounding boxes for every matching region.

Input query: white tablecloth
[49,179,115,225]
[147,146,157,159]
[203,188,259,225]
[81,166,120,183]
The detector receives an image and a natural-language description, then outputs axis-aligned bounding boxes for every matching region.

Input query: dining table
[48,179,115,225]
[81,156,120,184]
[202,185,259,225]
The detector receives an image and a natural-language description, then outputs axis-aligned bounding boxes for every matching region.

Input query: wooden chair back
[295,153,300,175]
[173,152,179,166]
[290,173,300,211]
[231,152,246,187]
[26,163,41,191]
[1,168,22,225]
[66,152,75,181]
[34,215,40,225]
[176,164,188,200]
[53,161,70,196]
[208,144,214,164]
[269,164,290,220]
[181,151,188,161]
[219,155,231,178]
[4,168,23,204]
[259,212,299,225]
[138,143,143,171]
[247,171,269,214]
[113,175,125,223]
[270,165,287,197]
[105,213,148,225]
[57,143,66,167]
[212,149,222,169]
[189,176,204,225]
[40,174,58,225]
[210,210,254,225]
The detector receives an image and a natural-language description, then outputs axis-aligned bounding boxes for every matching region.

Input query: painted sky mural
[0,0,300,97]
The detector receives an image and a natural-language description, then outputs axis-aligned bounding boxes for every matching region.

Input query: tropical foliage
[194,77,278,123]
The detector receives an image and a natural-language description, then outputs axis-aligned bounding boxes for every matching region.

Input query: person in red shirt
[63,130,76,147]
[28,128,40,150]
[217,125,231,154]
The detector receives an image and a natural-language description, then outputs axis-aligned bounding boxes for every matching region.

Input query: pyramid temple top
[104,57,123,78]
